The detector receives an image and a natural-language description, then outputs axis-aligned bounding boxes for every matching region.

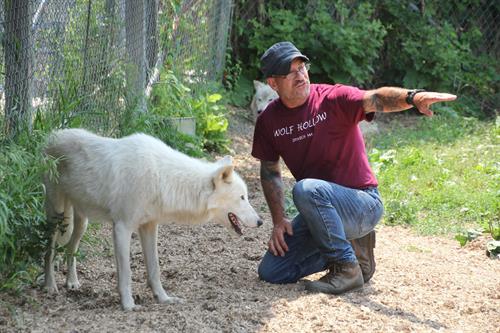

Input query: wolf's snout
[257,219,263,227]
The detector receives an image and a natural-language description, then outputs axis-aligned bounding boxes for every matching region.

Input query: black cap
[260,41,309,78]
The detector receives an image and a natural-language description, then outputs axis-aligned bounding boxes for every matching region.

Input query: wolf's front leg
[113,221,135,311]
[139,222,184,305]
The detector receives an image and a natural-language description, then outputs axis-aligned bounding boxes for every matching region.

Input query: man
[251,41,457,294]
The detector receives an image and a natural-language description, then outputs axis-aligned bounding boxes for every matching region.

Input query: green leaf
[207,94,222,103]
[455,234,468,247]
[491,227,500,241]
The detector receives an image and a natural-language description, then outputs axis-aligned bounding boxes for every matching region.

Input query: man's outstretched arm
[363,87,457,116]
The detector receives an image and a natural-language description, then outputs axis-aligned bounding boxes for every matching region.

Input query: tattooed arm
[363,87,457,116]
[260,160,293,256]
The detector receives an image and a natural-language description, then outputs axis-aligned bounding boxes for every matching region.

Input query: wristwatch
[406,89,425,106]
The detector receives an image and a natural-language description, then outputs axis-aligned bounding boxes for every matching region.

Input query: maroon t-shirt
[251,83,378,189]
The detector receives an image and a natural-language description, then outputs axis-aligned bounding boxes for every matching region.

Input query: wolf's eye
[240,195,245,200]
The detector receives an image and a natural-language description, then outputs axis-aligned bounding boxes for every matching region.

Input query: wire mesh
[0,0,234,137]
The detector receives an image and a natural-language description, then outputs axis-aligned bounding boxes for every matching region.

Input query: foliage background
[228,0,499,118]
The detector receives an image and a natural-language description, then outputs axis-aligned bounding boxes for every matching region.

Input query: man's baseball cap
[260,41,309,78]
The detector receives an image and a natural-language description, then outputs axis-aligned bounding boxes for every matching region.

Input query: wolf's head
[208,156,263,235]
[250,80,278,122]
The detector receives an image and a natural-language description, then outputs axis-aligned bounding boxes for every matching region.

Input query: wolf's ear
[217,155,233,166]
[253,80,264,90]
[213,157,234,185]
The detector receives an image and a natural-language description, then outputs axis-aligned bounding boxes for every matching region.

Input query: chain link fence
[0,0,233,138]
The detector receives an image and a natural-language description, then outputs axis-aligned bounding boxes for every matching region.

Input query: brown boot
[350,230,376,283]
[305,261,364,294]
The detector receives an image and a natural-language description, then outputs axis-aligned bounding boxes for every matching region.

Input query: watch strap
[406,89,426,106]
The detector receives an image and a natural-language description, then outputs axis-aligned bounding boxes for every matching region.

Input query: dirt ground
[1,109,499,333]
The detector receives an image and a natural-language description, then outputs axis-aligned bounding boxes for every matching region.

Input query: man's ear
[213,156,234,185]
[266,77,278,91]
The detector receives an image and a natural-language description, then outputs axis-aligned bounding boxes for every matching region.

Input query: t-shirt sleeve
[326,84,370,124]
[251,116,279,162]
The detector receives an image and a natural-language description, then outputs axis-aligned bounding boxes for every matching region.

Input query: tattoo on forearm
[370,93,384,113]
[379,88,404,111]
[365,87,410,113]
[260,161,286,219]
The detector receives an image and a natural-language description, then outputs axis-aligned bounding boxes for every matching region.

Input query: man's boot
[304,261,363,294]
[350,230,376,283]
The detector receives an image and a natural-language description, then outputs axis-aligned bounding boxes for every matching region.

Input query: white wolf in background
[250,80,278,121]
[43,128,262,311]
[250,80,379,136]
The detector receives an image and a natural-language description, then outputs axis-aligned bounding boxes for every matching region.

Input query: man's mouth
[228,212,243,235]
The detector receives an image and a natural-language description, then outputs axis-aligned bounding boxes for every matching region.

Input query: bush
[375,0,497,118]
[0,133,56,291]
[231,0,498,117]
[247,1,386,85]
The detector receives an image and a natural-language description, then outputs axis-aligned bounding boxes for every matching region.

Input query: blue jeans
[258,179,384,284]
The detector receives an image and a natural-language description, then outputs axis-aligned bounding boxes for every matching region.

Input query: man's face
[267,58,310,108]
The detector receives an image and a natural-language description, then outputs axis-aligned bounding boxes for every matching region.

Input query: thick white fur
[250,80,278,121]
[43,128,261,310]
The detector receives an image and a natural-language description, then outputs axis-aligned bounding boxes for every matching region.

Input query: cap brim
[271,53,309,77]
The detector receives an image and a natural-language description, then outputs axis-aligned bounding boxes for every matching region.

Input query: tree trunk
[125,0,146,112]
[3,0,32,139]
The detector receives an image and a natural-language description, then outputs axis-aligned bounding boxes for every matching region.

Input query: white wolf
[250,80,278,121]
[43,128,262,311]
[250,80,379,136]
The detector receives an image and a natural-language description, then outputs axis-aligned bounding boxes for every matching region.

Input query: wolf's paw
[45,284,59,295]
[158,295,184,305]
[66,280,81,290]
[122,304,142,312]
[121,300,138,311]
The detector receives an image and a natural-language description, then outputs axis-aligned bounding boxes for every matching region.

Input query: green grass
[370,110,499,236]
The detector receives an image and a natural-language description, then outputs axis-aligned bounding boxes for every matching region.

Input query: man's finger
[430,93,457,101]
[420,92,457,103]
[268,240,277,256]
[418,106,433,117]
[274,240,284,257]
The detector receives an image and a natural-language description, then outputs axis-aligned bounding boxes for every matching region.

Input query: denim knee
[257,260,276,283]
[292,179,317,209]
[258,259,283,284]
[257,255,300,284]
